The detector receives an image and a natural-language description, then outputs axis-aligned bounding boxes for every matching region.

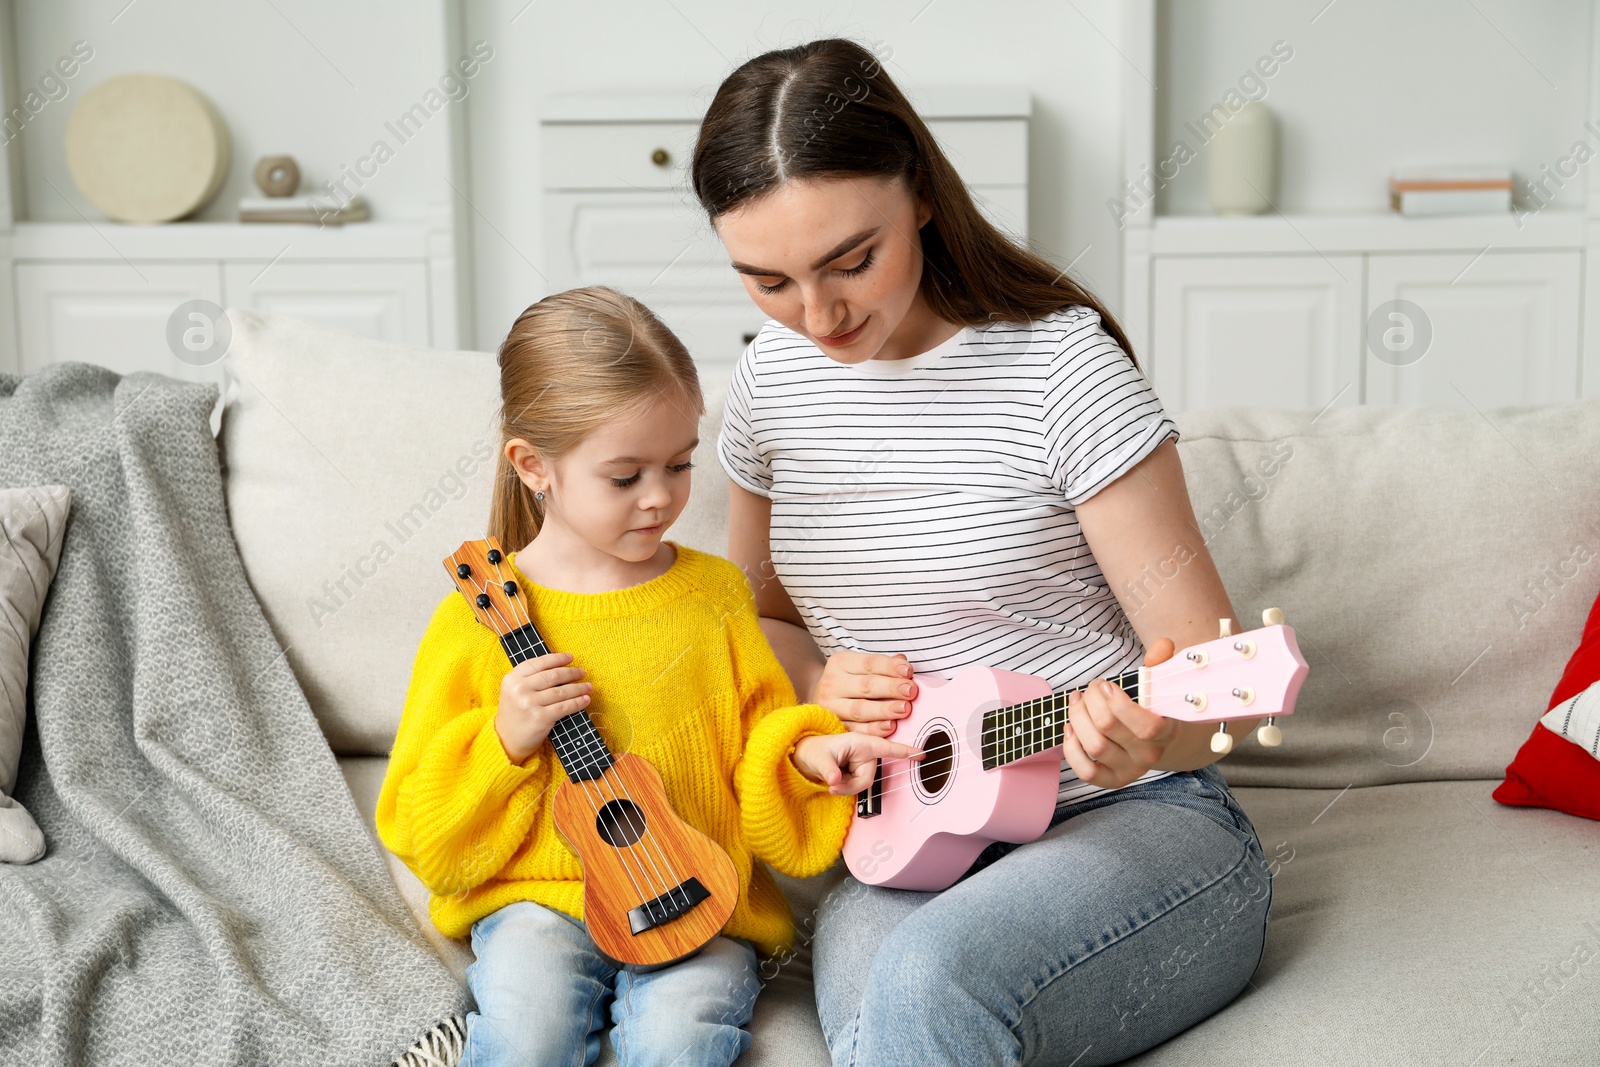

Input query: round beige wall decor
[64,73,231,223]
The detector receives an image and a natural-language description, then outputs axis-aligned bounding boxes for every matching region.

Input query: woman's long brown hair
[691,37,1141,368]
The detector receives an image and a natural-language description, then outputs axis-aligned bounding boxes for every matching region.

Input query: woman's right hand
[812,651,918,737]
[494,651,593,764]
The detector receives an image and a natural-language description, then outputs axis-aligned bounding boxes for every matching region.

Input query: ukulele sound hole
[917,728,955,796]
[596,799,647,847]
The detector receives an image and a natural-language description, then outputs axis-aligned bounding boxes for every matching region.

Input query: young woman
[691,38,1275,1066]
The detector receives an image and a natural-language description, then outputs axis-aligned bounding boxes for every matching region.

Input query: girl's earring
[534,489,546,501]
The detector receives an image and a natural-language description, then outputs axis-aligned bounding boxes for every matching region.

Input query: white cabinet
[1150,255,1363,411]
[1128,213,1590,412]
[2,223,448,379]
[1364,251,1581,408]
[541,90,1032,379]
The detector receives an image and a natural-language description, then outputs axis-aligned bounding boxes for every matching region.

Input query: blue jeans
[462,900,760,1067]
[812,763,1274,1067]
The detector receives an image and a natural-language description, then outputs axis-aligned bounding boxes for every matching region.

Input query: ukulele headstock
[444,536,524,638]
[1144,608,1310,754]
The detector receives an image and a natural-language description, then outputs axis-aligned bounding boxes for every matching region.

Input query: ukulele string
[462,551,659,907]
[488,554,693,913]
[859,656,1265,806]
[854,673,1165,806]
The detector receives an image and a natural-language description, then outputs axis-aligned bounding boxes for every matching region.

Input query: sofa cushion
[1170,398,1600,788]
[337,755,1600,1065]
[1137,776,1600,1064]
[218,310,733,756]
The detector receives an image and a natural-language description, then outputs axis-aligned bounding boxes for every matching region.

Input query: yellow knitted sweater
[375,543,850,958]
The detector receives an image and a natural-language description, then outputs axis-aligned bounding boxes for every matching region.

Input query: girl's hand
[791,733,925,795]
[812,650,918,737]
[494,651,592,764]
[1062,637,1179,788]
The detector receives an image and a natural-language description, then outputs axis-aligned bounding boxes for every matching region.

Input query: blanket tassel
[393,1015,467,1067]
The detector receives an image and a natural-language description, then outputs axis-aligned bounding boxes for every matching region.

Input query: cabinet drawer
[542,123,700,191]
[542,117,1028,192]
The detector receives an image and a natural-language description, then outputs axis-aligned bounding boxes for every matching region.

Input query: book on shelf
[1388,166,1512,216]
[238,195,369,225]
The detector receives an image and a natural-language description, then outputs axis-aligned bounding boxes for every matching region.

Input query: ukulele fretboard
[978,667,1143,771]
[501,621,614,782]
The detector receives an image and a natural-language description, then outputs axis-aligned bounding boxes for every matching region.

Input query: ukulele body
[842,666,1062,891]
[553,752,739,967]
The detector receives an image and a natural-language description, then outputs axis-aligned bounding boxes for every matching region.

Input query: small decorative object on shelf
[252,155,301,198]
[64,73,231,224]
[241,152,370,225]
[1388,165,1512,216]
[1207,100,1277,215]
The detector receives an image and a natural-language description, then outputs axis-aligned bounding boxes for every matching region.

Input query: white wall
[8,0,462,223]
[461,0,1128,350]
[10,1,1593,352]
[1155,0,1594,215]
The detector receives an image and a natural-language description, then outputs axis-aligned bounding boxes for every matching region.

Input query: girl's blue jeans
[812,762,1275,1067]
[461,900,760,1067]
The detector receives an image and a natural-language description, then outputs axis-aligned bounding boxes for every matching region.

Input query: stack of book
[1388,167,1512,216]
[238,196,370,225]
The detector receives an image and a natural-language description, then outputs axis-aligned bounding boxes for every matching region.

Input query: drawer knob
[650,148,671,168]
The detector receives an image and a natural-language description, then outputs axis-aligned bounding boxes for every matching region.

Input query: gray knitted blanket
[0,363,470,1066]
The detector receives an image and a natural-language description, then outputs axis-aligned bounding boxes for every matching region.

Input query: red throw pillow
[1494,582,1600,820]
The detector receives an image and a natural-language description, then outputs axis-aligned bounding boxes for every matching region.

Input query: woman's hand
[812,650,918,736]
[1062,637,1181,788]
[791,732,925,795]
[494,651,593,764]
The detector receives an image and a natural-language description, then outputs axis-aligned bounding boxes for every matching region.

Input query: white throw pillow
[0,484,71,863]
[1541,680,1600,758]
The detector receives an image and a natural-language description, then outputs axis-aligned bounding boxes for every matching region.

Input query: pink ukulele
[843,610,1309,891]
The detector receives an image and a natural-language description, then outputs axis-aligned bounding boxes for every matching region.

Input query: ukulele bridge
[628,876,712,936]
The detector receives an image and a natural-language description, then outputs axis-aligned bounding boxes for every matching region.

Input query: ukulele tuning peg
[1262,607,1285,627]
[1257,717,1282,747]
[1210,723,1234,754]
[1219,618,1233,638]
[487,548,502,563]
[456,563,472,578]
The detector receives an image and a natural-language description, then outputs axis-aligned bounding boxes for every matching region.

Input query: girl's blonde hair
[488,286,703,551]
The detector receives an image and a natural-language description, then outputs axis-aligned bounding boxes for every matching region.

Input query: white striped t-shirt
[717,305,1181,804]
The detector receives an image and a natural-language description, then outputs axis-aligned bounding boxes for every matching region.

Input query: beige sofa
[217,310,1600,1065]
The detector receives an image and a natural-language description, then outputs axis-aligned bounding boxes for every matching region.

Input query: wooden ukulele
[445,537,739,967]
[843,610,1309,891]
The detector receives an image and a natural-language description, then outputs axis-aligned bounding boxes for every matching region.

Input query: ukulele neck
[979,667,1143,771]
[501,621,614,783]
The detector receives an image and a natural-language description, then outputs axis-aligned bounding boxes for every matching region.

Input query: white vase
[1208,101,1277,215]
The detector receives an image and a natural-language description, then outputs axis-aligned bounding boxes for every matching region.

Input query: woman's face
[713,175,936,363]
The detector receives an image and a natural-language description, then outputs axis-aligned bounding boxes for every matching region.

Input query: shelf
[1140,210,1590,256]
[1,221,435,260]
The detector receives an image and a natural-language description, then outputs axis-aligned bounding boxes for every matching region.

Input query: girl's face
[713,175,940,363]
[507,390,699,564]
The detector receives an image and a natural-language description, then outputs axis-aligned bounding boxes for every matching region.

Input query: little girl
[375,286,916,1067]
